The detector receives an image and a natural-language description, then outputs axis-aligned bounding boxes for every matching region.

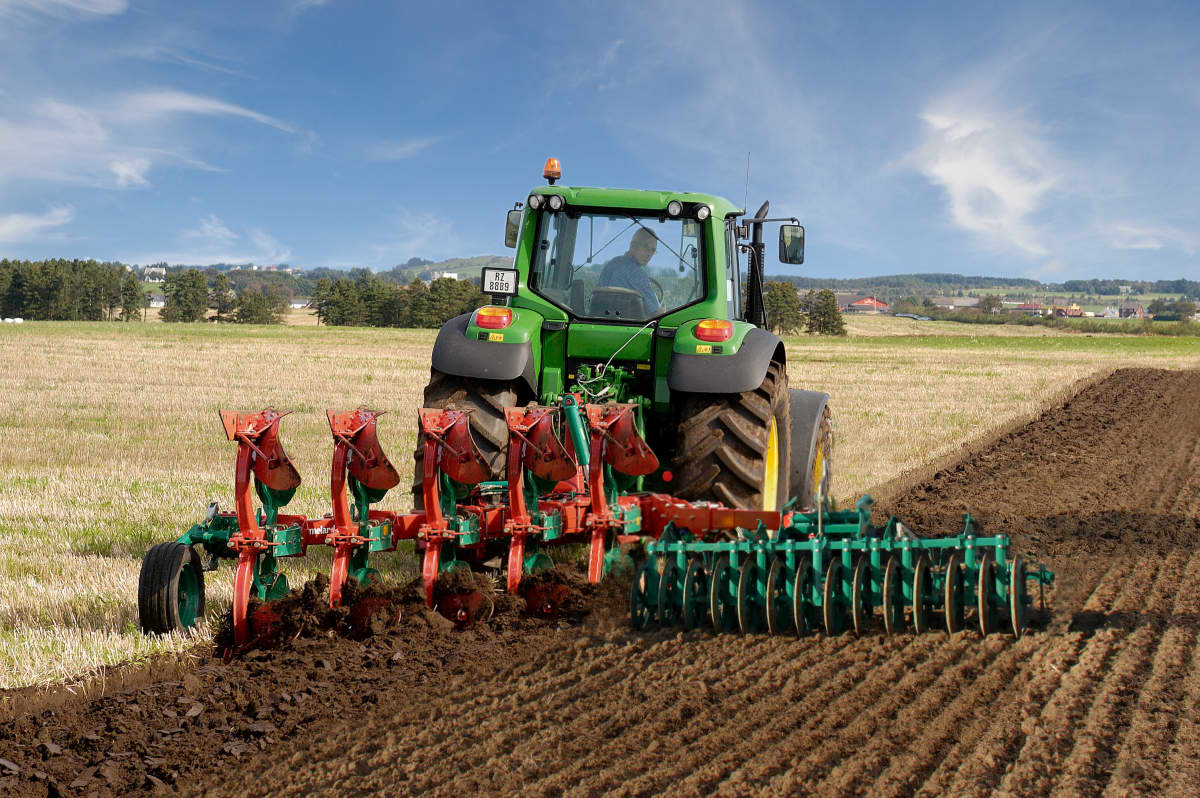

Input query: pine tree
[120,273,143,321]
[234,285,286,324]
[161,269,208,322]
[764,281,803,334]
[806,289,846,336]
[209,273,236,322]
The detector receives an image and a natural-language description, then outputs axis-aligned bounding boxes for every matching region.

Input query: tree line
[312,274,486,327]
[0,259,145,321]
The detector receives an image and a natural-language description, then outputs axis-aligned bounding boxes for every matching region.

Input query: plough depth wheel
[138,542,206,634]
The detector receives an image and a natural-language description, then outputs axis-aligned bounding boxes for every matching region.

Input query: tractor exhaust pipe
[745,201,769,329]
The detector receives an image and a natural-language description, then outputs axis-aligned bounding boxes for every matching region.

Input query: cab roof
[529,185,742,219]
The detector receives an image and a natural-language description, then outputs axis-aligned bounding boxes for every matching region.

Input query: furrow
[1099,550,1200,795]
[538,634,893,798]
[679,634,950,797]
[808,634,1013,797]
[912,632,1083,798]
[938,554,1160,796]
[1048,551,1187,796]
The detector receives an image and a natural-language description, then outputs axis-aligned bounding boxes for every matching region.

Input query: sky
[0,0,1197,282]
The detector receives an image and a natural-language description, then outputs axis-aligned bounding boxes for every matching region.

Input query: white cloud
[360,207,459,265]
[127,220,291,267]
[185,213,238,243]
[116,44,247,77]
[1107,222,1197,256]
[117,90,297,134]
[0,205,74,242]
[0,91,303,191]
[0,0,127,19]
[364,137,437,161]
[909,109,1060,256]
[111,158,149,187]
[291,0,327,12]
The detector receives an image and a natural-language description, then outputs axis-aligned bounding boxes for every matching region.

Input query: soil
[1,366,1198,796]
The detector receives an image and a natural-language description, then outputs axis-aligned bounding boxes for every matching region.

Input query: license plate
[482,267,518,296]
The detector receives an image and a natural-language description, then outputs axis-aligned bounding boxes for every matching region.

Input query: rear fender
[667,323,784,394]
[431,309,543,394]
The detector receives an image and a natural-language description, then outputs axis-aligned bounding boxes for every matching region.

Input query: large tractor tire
[674,360,791,511]
[138,542,205,634]
[411,370,522,511]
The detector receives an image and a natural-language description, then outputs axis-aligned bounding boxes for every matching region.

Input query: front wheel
[138,542,206,634]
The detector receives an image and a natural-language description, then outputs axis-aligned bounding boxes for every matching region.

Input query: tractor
[416,157,832,522]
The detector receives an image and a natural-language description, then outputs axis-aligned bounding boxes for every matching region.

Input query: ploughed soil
[3,367,1199,797]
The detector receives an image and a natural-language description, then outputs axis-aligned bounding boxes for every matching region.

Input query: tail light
[474,306,513,329]
[695,319,733,342]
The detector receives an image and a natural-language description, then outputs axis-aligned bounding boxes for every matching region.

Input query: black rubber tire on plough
[138,542,205,634]
[674,360,791,510]
[411,370,523,511]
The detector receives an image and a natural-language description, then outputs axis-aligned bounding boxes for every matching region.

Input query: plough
[139,396,1052,650]
[138,397,778,649]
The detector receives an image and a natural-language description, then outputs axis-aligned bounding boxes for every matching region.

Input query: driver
[597,228,661,313]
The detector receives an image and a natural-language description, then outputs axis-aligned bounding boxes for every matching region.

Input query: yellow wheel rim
[762,416,779,511]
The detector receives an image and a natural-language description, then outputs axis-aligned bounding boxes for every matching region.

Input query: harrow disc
[658,558,682,628]
[851,557,871,636]
[822,559,847,635]
[681,558,708,631]
[881,555,904,635]
[1010,555,1028,638]
[912,555,934,634]
[944,550,965,634]
[630,559,659,631]
[736,560,763,635]
[977,552,997,636]
[765,558,789,635]
[792,562,813,636]
[709,555,736,633]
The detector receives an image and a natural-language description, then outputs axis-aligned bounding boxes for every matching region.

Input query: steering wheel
[650,277,664,304]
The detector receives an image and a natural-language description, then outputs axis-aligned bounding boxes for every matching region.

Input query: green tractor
[416,158,832,517]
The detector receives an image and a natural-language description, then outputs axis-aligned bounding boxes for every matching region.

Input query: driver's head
[629,228,658,266]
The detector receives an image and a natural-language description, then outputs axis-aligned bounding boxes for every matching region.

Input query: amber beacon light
[543,157,562,184]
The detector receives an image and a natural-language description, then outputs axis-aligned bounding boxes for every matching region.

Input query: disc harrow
[631,496,1055,638]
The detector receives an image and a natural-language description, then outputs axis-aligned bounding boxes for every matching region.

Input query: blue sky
[0,0,1197,281]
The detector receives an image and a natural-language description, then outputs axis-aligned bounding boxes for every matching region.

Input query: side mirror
[779,224,804,265]
[504,209,522,248]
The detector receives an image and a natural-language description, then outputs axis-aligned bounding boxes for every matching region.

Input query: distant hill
[767,273,1200,300]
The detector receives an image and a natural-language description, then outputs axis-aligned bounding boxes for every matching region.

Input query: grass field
[1,317,1198,688]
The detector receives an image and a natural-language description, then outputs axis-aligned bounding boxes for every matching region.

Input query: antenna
[743,151,751,214]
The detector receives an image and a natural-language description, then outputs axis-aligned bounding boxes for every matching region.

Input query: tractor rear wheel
[674,360,790,511]
[411,370,522,511]
[138,542,205,634]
